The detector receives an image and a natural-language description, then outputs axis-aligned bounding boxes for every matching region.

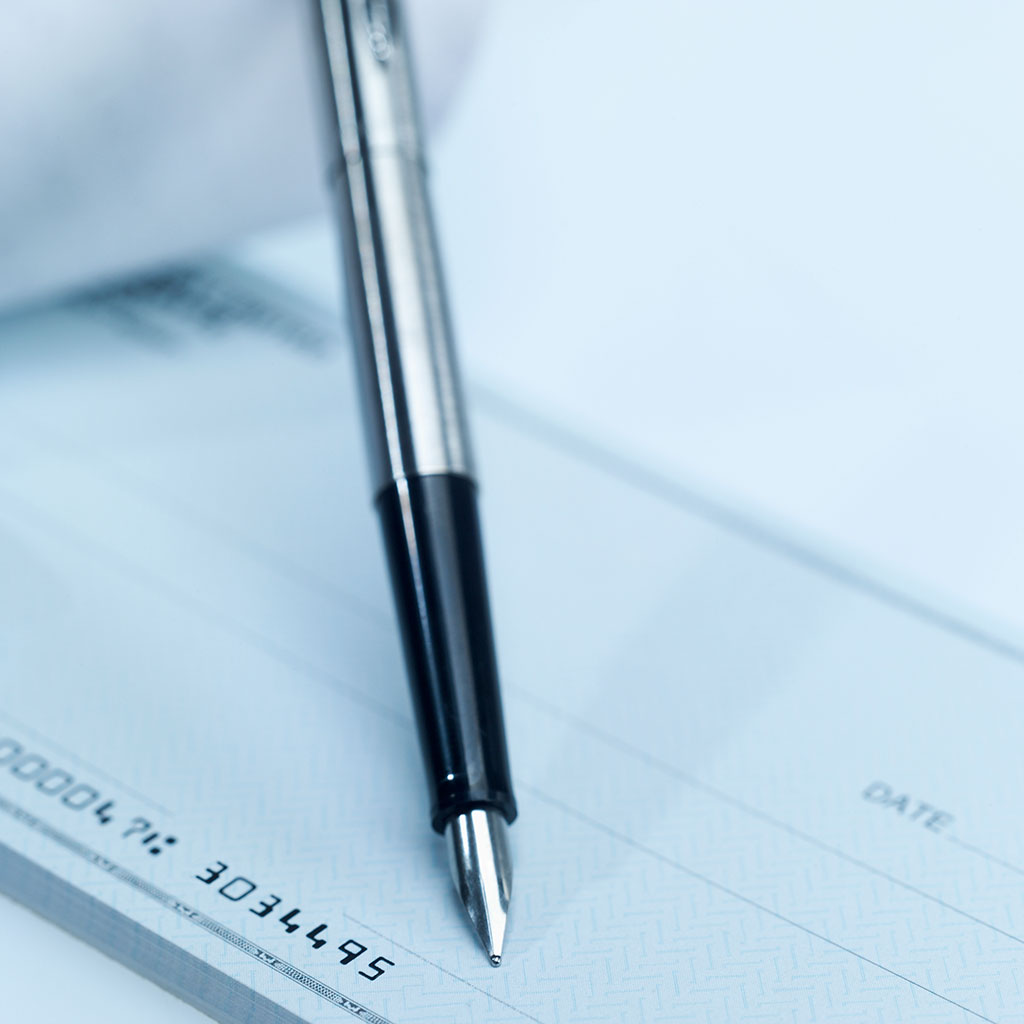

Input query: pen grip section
[376,474,517,833]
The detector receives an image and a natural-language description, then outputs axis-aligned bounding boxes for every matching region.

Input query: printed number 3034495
[196,861,395,981]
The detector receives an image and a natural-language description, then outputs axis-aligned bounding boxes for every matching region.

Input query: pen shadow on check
[524,532,844,909]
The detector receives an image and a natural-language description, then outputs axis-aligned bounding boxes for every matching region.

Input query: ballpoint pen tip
[445,808,513,966]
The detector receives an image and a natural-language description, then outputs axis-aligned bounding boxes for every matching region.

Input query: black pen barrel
[376,473,517,834]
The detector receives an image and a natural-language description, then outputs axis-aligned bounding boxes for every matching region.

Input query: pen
[313,0,517,965]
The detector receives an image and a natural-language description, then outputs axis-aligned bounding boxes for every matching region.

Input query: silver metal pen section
[317,0,475,493]
[445,809,513,966]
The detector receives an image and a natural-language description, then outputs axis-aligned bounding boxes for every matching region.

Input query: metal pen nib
[445,808,513,966]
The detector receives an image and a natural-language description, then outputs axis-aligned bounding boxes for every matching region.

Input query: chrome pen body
[313,0,517,964]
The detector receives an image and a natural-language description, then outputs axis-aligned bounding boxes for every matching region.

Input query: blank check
[1,264,1022,1022]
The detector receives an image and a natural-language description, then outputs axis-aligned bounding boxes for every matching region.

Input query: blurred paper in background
[0,0,480,308]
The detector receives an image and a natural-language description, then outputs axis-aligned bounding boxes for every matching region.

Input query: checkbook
[1,263,1022,1023]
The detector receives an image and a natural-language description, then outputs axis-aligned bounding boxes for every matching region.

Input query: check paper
[1,265,1022,1022]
